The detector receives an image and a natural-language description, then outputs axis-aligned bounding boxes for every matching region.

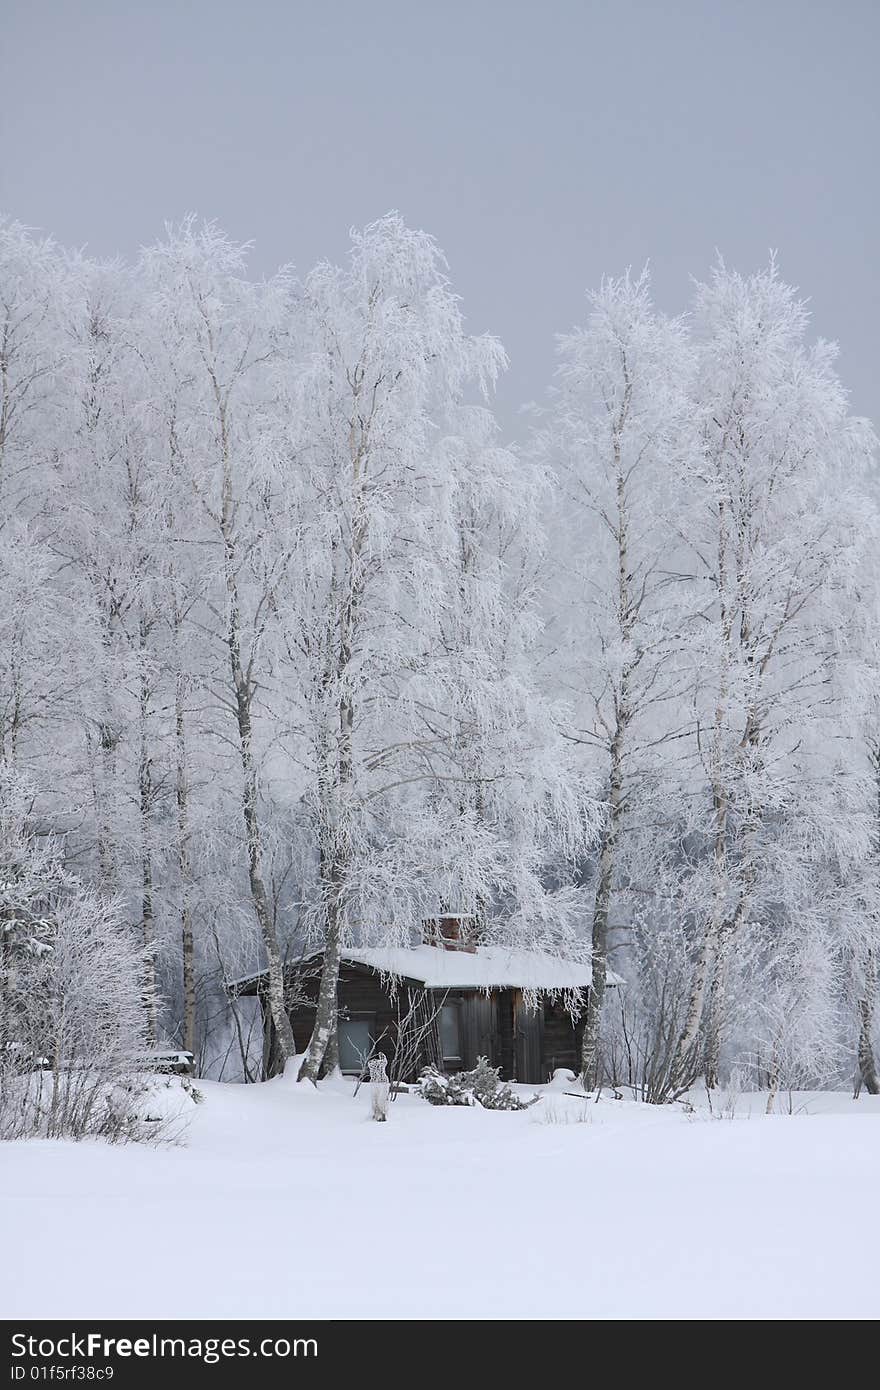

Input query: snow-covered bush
[598,888,703,1104]
[547,1067,579,1090]
[0,764,159,1142]
[532,1093,592,1125]
[417,1057,532,1111]
[109,1075,203,1128]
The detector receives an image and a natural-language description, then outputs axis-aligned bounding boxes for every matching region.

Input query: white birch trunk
[857,950,879,1095]
[216,390,295,1068]
[580,405,634,1090]
[174,658,196,1063]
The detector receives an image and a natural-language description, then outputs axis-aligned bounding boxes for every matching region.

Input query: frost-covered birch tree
[0,221,70,770]
[670,258,877,1089]
[409,402,598,962]
[281,216,523,1081]
[540,270,696,1089]
[141,221,298,1064]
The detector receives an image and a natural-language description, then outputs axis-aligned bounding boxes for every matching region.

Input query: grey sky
[2,0,877,434]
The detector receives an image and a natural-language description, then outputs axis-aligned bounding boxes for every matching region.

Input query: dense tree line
[1,213,877,1100]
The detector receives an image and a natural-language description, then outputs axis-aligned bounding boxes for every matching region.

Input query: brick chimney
[422,913,478,953]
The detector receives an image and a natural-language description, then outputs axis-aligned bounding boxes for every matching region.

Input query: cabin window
[338,1017,374,1075]
[439,1002,462,1065]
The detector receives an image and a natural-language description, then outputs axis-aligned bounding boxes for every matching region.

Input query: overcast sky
[2,0,877,434]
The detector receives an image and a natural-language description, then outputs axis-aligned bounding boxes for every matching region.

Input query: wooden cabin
[230,916,618,1085]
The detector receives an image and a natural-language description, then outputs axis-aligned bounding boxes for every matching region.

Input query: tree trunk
[138,656,158,1045]
[174,662,196,1063]
[580,722,625,1090]
[672,776,729,1090]
[299,720,352,1083]
[0,629,23,762]
[299,889,342,1082]
[231,661,295,1068]
[581,423,634,1091]
[703,848,757,1090]
[299,405,367,1082]
[320,1019,340,1078]
[217,398,295,1068]
[167,415,197,1064]
[84,698,117,893]
[702,953,725,1092]
[857,950,879,1095]
[697,492,767,1091]
[671,503,735,1091]
[765,1058,779,1114]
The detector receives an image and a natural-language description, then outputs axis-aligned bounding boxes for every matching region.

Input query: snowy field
[3,1076,879,1321]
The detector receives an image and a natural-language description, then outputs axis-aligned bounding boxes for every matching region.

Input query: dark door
[513,991,545,1083]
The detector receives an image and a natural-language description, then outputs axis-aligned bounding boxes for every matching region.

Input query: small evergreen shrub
[417,1057,533,1111]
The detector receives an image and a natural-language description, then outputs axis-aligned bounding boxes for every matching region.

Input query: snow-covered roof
[342,944,608,990]
[229,945,622,994]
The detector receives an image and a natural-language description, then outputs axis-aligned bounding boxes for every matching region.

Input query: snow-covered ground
[3,1075,879,1320]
